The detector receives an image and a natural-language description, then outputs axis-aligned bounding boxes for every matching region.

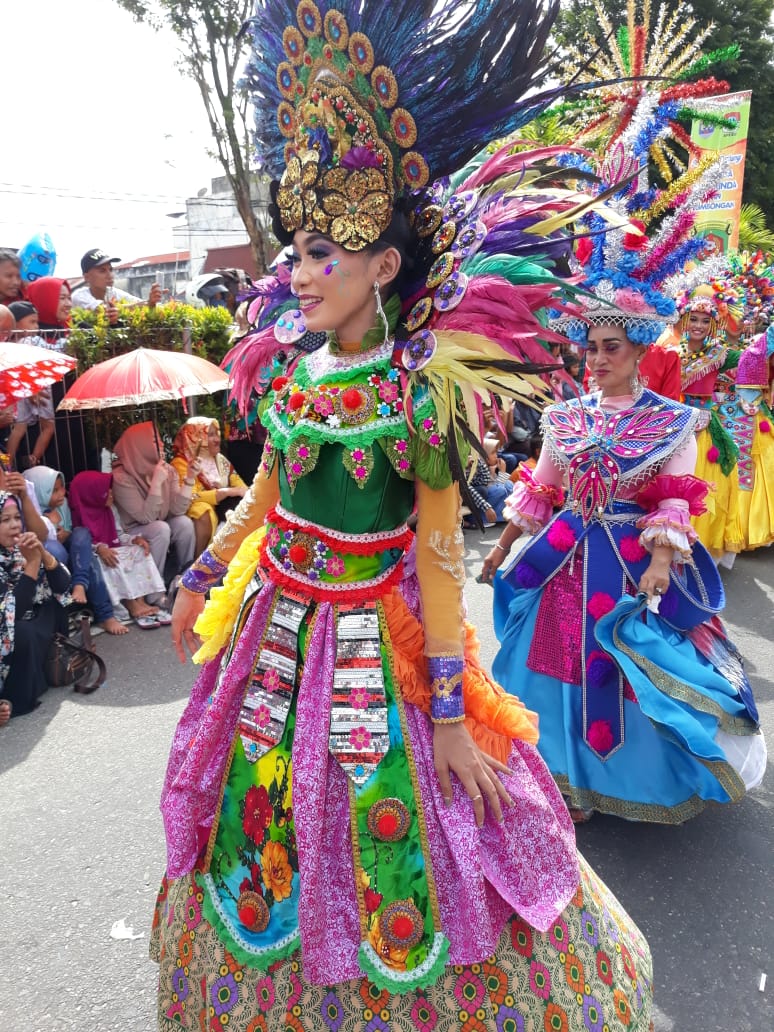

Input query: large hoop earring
[374,281,389,346]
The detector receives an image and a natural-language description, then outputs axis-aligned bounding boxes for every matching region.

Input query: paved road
[1,530,772,1031]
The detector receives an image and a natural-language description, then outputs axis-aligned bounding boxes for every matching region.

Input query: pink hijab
[69,472,120,547]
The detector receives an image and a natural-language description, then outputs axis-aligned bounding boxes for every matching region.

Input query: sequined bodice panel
[542,391,698,523]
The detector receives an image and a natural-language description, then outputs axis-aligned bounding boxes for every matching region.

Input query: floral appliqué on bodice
[543,391,699,523]
[259,339,445,489]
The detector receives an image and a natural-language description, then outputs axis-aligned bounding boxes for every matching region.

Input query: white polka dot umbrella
[0,340,77,407]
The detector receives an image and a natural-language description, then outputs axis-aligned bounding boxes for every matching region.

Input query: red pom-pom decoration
[272,376,289,392]
[619,534,648,563]
[546,520,577,553]
[760,420,771,433]
[706,445,720,464]
[288,391,306,410]
[288,543,308,565]
[588,592,616,621]
[341,388,364,411]
[587,719,614,753]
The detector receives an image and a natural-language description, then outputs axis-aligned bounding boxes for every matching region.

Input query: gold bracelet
[493,541,510,554]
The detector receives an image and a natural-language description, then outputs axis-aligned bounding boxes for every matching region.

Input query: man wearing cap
[71,249,162,324]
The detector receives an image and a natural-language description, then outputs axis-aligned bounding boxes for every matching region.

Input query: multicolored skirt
[151,854,653,1031]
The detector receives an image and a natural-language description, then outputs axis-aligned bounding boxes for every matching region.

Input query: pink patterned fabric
[289,603,367,984]
[406,706,579,940]
[160,582,276,878]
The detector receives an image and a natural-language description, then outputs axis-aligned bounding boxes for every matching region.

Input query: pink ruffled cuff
[637,474,708,516]
[637,506,698,560]
[504,467,564,534]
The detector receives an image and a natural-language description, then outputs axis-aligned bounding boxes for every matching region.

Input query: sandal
[153,609,172,626]
[136,615,161,630]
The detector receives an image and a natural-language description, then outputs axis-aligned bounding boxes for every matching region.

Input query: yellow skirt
[691,427,743,560]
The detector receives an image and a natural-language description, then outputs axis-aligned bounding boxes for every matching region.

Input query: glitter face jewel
[324,260,340,276]
[402,329,438,371]
[274,309,307,344]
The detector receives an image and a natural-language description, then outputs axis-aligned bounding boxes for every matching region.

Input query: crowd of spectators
[0,244,246,723]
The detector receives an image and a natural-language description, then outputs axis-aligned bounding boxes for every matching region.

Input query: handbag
[45,610,106,695]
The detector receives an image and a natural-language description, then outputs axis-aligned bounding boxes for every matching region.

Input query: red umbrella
[57,347,230,411]
[0,340,77,408]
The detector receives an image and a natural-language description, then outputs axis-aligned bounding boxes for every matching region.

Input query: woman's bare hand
[433,721,512,827]
[171,587,206,663]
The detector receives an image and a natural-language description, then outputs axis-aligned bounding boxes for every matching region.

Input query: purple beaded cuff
[181,549,228,595]
[428,654,465,723]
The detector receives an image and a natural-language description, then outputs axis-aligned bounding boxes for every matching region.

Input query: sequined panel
[328,603,389,786]
[528,550,583,684]
[238,593,308,763]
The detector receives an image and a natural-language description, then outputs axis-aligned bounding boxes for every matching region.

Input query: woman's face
[48,476,66,508]
[56,285,72,323]
[288,231,396,344]
[0,500,22,550]
[686,311,712,345]
[585,325,644,397]
[206,425,221,456]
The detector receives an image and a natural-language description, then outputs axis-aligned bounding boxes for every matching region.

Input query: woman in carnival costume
[675,286,744,564]
[716,327,774,550]
[483,251,766,825]
[153,1,657,1029]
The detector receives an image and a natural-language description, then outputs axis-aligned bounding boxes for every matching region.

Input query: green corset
[279,440,414,534]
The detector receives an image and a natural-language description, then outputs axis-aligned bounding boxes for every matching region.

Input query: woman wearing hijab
[25,465,127,634]
[171,417,247,555]
[0,490,71,717]
[111,422,196,591]
[69,471,167,627]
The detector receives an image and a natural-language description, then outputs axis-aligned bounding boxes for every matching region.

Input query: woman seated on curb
[0,490,71,718]
[171,417,247,555]
[70,471,169,630]
[25,466,127,635]
[111,422,196,593]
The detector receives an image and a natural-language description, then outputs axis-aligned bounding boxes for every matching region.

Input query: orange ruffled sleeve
[383,588,539,763]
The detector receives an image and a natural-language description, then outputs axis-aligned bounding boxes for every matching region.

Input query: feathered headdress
[243,0,562,251]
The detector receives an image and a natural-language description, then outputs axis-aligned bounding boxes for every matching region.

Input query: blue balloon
[18,232,57,282]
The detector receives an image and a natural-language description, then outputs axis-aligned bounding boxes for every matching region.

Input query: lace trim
[302,339,395,383]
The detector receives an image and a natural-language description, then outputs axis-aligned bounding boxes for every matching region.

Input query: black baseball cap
[81,248,121,274]
[8,300,37,321]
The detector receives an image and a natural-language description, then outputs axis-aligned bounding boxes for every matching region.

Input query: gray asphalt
[1,529,772,1031]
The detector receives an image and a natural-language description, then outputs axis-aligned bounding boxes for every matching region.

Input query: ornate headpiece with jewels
[677,282,744,335]
[244,0,562,252]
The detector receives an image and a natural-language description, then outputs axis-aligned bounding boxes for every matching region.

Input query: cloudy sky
[3,1,226,278]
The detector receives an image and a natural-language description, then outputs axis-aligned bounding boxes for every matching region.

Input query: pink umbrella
[0,340,77,408]
[57,347,230,411]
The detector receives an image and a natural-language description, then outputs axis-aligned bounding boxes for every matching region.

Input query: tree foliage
[115,0,270,273]
[553,0,774,218]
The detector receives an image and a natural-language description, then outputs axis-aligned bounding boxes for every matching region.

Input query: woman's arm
[171,463,280,662]
[415,479,512,827]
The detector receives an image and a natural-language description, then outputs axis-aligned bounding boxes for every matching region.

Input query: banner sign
[689,91,752,253]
